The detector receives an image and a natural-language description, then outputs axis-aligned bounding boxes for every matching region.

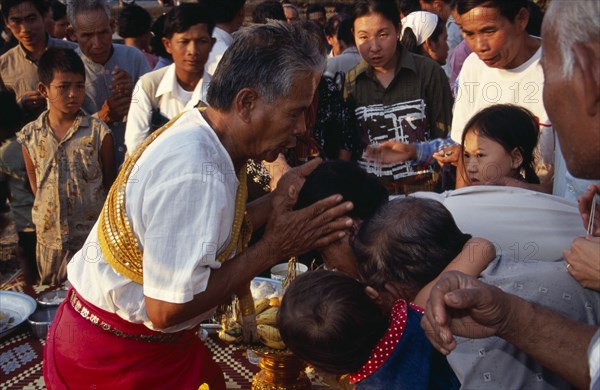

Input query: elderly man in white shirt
[125,3,214,154]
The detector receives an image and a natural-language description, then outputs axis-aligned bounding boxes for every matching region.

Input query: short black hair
[251,0,285,24]
[118,4,152,38]
[353,197,472,293]
[163,2,215,40]
[295,160,389,221]
[209,0,245,24]
[38,47,85,85]
[1,0,48,19]
[306,3,326,18]
[278,270,389,374]
[50,0,66,21]
[455,0,529,21]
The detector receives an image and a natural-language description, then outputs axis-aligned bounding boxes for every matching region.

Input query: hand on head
[263,158,354,259]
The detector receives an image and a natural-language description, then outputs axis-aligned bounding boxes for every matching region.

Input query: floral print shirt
[17,111,111,250]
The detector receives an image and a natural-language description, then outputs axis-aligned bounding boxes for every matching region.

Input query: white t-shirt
[451,46,555,173]
[411,186,586,262]
[69,109,239,332]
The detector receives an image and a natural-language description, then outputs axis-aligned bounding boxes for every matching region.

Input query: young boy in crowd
[18,47,115,285]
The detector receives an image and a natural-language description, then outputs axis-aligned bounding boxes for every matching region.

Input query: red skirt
[43,288,225,390]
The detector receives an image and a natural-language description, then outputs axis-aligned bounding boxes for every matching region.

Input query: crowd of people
[0,0,598,388]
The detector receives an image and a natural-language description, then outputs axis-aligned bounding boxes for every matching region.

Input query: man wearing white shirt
[204,0,245,77]
[125,3,214,154]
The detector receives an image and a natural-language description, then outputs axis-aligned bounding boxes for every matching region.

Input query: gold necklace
[98,109,252,284]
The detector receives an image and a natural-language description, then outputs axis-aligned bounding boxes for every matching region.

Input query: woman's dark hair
[295,160,389,221]
[353,198,472,294]
[354,0,401,29]
[455,0,529,22]
[461,104,540,184]
[163,2,215,40]
[38,47,85,86]
[401,16,445,55]
[278,270,389,374]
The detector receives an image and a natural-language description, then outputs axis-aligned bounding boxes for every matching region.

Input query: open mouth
[482,55,499,65]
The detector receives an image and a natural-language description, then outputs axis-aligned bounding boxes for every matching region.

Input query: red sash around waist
[43,288,225,390]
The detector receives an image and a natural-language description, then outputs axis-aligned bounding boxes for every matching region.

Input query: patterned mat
[0,283,327,389]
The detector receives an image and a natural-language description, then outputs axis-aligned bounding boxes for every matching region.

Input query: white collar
[155,63,211,104]
[212,26,234,46]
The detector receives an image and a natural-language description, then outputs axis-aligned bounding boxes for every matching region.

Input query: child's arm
[21,146,37,195]
[413,237,496,308]
[100,133,116,191]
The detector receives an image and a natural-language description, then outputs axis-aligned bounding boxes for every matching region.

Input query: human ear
[38,82,48,99]
[572,42,600,116]
[234,88,258,123]
[162,37,172,55]
[515,7,529,32]
[510,147,524,170]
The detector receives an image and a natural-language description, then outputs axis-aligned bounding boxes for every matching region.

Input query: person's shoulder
[139,65,170,84]
[86,114,110,129]
[16,115,44,141]
[49,37,77,50]
[112,44,148,63]
[0,45,19,65]
[345,60,369,88]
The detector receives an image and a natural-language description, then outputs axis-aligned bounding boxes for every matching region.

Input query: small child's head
[352,197,471,298]
[461,104,540,185]
[37,47,86,115]
[278,270,388,375]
